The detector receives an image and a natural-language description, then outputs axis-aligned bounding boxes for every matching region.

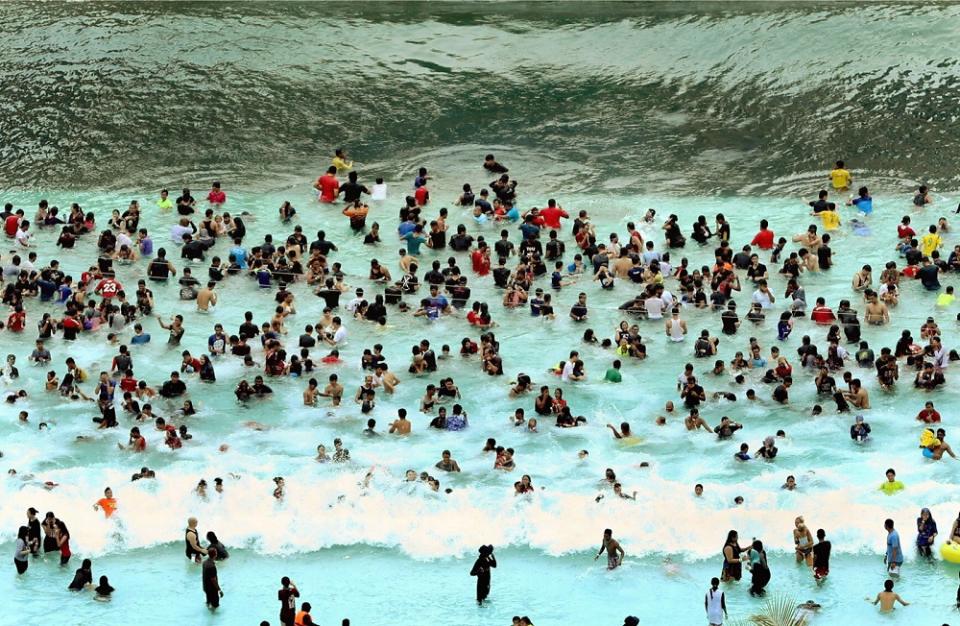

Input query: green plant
[732,594,809,626]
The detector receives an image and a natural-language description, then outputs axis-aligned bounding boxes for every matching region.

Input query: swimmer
[93,487,117,518]
[870,579,909,612]
[606,422,633,440]
[594,528,625,570]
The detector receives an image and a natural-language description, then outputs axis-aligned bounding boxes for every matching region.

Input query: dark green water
[1,1,959,194]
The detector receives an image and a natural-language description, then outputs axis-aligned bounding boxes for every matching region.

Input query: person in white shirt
[324,317,348,346]
[170,219,195,244]
[932,337,949,370]
[15,221,32,247]
[115,230,134,252]
[645,295,665,320]
[371,178,387,201]
[752,280,775,309]
[346,288,365,313]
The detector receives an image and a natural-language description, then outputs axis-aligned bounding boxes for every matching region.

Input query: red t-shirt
[4,215,19,237]
[7,311,25,331]
[540,206,568,229]
[132,436,146,451]
[471,249,490,275]
[318,174,339,203]
[414,186,429,206]
[897,225,915,239]
[208,189,226,204]
[119,377,138,392]
[810,307,836,324]
[917,409,941,423]
[751,229,774,250]
[96,278,122,298]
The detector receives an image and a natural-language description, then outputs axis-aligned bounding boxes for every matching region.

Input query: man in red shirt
[207,181,226,206]
[95,277,122,299]
[314,166,339,203]
[471,243,491,276]
[916,401,941,423]
[810,298,836,325]
[539,199,568,230]
[4,210,23,237]
[414,184,429,207]
[750,219,775,250]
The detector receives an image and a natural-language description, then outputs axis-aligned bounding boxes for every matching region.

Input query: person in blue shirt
[734,442,751,461]
[848,186,873,215]
[414,167,429,189]
[519,216,539,240]
[474,189,492,214]
[884,518,902,575]
[37,278,57,301]
[504,203,520,222]
[130,323,151,345]
[404,225,428,255]
[530,289,544,316]
[229,238,248,270]
[56,281,73,304]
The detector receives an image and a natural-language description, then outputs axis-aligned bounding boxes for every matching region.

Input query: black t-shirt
[918,265,940,288]
[905,248,922,265]
[317,289,341,309]
[340,181,369,203]
[773,385,789,403]
[279,587,299,620]
[202,559,217,591]
[570,304,587,319]
[69,567,92,590]
[310,239,337,256]
[746,264,767,280]
[721,311,739,334]
[429,230,446,249]
[239,322,259,340]
[492,267,511,288]
[817,245,832,269]
[494,239,514,258]
[450,234,473,252]
[812,541,831,568]
[809,199,828,213]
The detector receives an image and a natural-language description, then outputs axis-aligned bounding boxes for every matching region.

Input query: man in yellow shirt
[830,160,852,191]
[156,189,173,212]
[920,225,943,257]
[332,148,353,172]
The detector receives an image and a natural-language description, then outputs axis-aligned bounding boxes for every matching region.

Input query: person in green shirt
[879,468,904,495]
[404,225,428,256]
[157,188,174,212]
[604,359,622,383]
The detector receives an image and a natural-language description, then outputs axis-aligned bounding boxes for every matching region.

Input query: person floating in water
[595,528,625,570]
[469,544,497,605]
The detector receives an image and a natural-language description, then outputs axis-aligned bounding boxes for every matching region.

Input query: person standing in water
[595,528,625,570]
[721,530,746,581]
[884,518,903,576]
[469,544,497,605]
[705,577,727,626]
[870,579,909,612]
[14,526,31,574]
[812,528,831,582]
[185,517,207,563]
[277,576,300,626]
[747,539,770,596]
[202,547,222,609]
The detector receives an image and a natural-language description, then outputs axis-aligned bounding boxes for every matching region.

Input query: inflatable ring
[940,541,960,564]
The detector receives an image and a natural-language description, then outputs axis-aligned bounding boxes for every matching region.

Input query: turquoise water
[3,2,960,625]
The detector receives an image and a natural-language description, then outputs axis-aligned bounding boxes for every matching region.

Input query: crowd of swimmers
[4,152,960,622]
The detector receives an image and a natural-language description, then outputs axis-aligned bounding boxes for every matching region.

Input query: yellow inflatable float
[940,541,960,564]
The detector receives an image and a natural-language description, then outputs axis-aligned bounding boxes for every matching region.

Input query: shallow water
[3,2,960,626]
